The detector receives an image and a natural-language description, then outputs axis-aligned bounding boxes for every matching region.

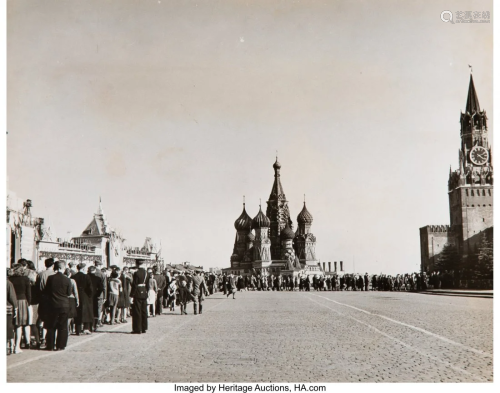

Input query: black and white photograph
[4,0,495,385]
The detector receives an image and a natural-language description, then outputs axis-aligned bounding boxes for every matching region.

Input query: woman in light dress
[147,271,158,317]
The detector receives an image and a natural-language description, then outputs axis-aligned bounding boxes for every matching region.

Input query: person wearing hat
[130,260,149,334]
[72,263,94,335]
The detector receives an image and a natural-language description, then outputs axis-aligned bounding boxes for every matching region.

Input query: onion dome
[252,206,271,229]
[273,158,281,170]
[234,205,252,231]
[297,202,313,225]
[246,232,255,242]
[280,223,295,240]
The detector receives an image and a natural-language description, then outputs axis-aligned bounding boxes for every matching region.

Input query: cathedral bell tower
[448,73,493,259]
[266,157,293,260]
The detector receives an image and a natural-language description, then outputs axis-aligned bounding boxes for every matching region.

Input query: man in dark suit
[130,260,149,334]
[153,266,166,316]
[222,274,227,295]
[191,271,208,315]
[43,261,72,351]
[36,258,55,349]
[93,260,107,326]
[88,266,104,330]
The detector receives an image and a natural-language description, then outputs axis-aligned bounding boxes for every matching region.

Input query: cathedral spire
[465,74,480,114]
[97,197,103,215]
[266,157,292,260]
[270,156,284,197]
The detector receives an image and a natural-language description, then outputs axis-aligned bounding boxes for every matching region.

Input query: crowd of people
[6,258,217,354]
[205,272,430,292]
[7,258,433,355]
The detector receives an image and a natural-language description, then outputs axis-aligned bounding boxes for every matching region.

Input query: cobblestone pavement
[7,291,493,382]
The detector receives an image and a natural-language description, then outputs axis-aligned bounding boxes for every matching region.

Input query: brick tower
[448,73,493,260]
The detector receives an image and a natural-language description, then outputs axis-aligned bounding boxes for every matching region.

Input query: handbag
[134,271,148,300]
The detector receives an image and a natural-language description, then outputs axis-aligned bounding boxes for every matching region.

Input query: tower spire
[271,156,283,196]
[97,196,103,215]
[465,73,480,114]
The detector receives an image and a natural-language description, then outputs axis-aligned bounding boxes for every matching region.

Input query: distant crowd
[7,258,439,355]
[210,272,430,292]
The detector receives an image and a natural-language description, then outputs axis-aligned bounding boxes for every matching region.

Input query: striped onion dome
[297,202,313,225]
[252,206,271,229]
[234,205,252,231]
[280,223,295,240]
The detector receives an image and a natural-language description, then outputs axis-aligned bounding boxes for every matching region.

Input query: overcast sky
[7,0,493,274]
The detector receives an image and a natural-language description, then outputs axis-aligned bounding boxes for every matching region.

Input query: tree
[475,233,493,279]
[435,243,460,272]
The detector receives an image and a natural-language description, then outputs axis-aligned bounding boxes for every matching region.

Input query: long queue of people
[6,258,218,355]
[205,272,429,292]
[7,259,431,355]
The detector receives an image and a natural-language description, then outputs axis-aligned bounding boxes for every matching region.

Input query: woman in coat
[119,267,132,323]
[226,274,237,299]
[9,264,31,353]
[237,275,244,291]
[72,263,94,335]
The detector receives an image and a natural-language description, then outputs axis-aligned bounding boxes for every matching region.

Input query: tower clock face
[470,146,489,166]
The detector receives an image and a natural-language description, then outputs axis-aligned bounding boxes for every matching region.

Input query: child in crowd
[108,271,122,325]
[167,279,177,312]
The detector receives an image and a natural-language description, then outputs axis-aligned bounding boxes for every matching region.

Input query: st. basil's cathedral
[227,158,323,276]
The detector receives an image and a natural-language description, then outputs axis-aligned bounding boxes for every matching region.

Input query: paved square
[7,291,493,382]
